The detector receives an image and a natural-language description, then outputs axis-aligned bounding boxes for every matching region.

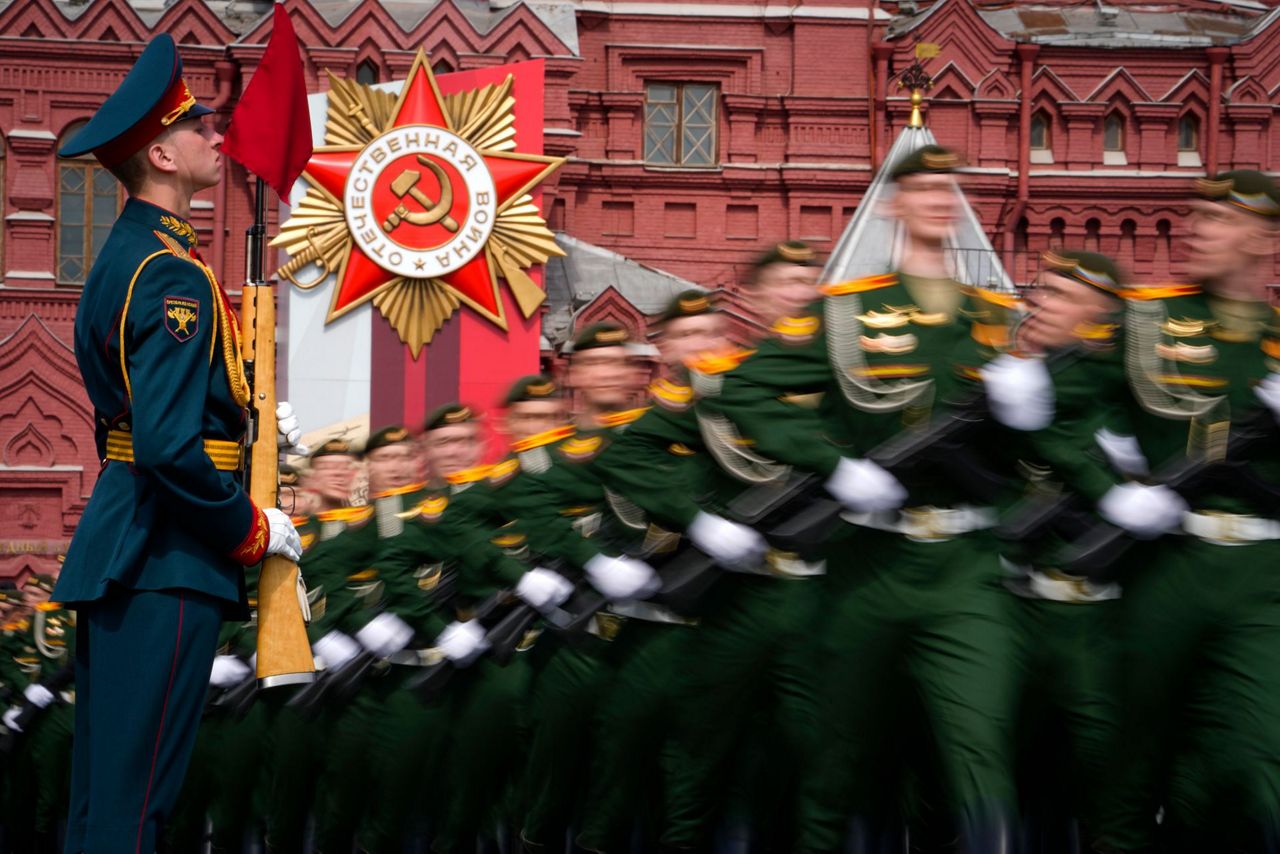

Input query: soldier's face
[1184,200,1277,283]
[505,399,566,442]
[891,173,959,244]
[1021,271,1118,353]
[365,442,421,493]
[658,314,727,368]
[156,115,223,192]
[570,346,633,409]
[305,455,356,503]
[745,263,820,327]
[423,424,482,477]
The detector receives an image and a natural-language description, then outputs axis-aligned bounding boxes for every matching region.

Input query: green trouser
[795,528,1017,853]
[312,672,391,853]
[1099,537,1280,852]
[660,576,822,849]
[360,666,451,854]
[263,696,328,853]
[577,620,695,853]
[521,636,611,847]
[167,704,269,852]
[1010,593,1120,844]
[433,655,532,853]
[5,700,74,850]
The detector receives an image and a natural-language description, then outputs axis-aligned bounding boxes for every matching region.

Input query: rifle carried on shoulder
[240,178,314,689]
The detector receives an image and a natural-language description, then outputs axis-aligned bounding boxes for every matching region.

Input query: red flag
[223,4,311,199]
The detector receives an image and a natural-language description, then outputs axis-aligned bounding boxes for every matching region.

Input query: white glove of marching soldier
[209,655,252,689]
[584,554,661,602]
[276,401,310,457]
[825,457,908,514]
[23,684,54,709]
[515,568,575,613]
[687,511,768,572]
[312,630,361,670]
[437,621,489,666]
[2,708,22,734]
[355,612,414,659]
[1255,373,1280,422]
[1098,482,1188,540]
[980,353,1054,432]
[262,508,303,563]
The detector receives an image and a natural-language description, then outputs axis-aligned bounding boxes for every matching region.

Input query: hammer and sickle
[382,155,460,234]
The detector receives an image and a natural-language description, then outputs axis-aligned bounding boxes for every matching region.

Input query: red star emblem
[298,51,562,328]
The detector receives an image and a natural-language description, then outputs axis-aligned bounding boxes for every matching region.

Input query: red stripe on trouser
[135,594,185,854]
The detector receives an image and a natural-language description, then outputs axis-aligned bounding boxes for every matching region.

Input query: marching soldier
[985,250,1130,848]
[302,439,360,513]
[1084,171,1280,851]
[708,146,1022,850]
[53,33,303,850]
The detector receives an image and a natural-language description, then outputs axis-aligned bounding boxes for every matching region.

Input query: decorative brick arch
[573,286,647,339]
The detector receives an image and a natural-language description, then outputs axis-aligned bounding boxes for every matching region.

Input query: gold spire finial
[898,60,933,129]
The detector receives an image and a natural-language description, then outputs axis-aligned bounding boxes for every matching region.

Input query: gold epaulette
[414,494,449,521]
[511,425,575,453]
[446,464,492,485]
[971,323,1010,349]
[687,348,755,375]
[371,482,427,500]
[347,568,378,582]
[820,273,898,296]
[1262,338,1280,359]
[153,231,196,262]
[853,364,931,380]
[1117,284,1202,301]
[488,457,521,485]
[650,378,693,410]
[771,315,820,344]
[599,407,650,429]
[290,515,310,527]
[35,602,60,613]
[560,434,604,460]
[962,286,1022,310]
[316,506,374,524]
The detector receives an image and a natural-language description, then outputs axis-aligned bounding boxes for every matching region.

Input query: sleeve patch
[164,295,200,343]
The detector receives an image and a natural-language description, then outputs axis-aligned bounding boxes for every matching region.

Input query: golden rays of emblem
[272,50,566,356]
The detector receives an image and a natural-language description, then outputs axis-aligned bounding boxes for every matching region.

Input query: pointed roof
[822,114,1013,292]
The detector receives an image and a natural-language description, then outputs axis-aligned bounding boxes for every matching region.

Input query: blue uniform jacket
[55,198,263,610]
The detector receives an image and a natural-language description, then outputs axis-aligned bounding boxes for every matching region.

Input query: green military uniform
[1094,173,1280,850]
[996,252,1129,845]
[7,585,75,853]
[710,152,1021,847]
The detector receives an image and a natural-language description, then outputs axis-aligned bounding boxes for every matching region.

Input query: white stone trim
[576,2,891,20]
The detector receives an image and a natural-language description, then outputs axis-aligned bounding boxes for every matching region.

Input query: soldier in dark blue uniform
[55,34,302,853]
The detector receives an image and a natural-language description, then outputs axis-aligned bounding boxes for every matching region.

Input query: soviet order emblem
[275,50,566,355]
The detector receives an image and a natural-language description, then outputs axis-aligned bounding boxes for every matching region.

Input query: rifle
[1061,412,1280,581]
[407,590,516,703]
[240,177,314,689]
[0,662,75,754]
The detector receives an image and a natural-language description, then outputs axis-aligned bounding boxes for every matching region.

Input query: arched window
[1102,113,1126,164]
[1120,219,1137,269]
[355,59,379,86]
[1085,218,1101,253]
[1029,110,1053,164]
[57,120,122,286]
[1177,114,1202,167]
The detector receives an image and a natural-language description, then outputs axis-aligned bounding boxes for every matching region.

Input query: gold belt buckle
[903,506,945,541]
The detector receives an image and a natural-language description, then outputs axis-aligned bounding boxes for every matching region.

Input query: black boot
[959,810,1013,854]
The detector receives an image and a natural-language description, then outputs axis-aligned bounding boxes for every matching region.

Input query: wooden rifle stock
[241,180,315,689]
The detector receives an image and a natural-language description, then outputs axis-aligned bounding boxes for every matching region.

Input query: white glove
[824,457,908,514]
[515,568,575,613]
[1095,428,1150,477]
[355,611,414,659]
[436,621,489,666]
[980,353,1054,431]
[262,508,303,562]
[1099,483,1188,539]
[312,631,361,670]
[23,684,54,709]
[687,511,767,571]
[584,554,661,602]
[1256,373,1280,421]
[276,401,310,457]
[2,708,22,734]
[208,655,252,688]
